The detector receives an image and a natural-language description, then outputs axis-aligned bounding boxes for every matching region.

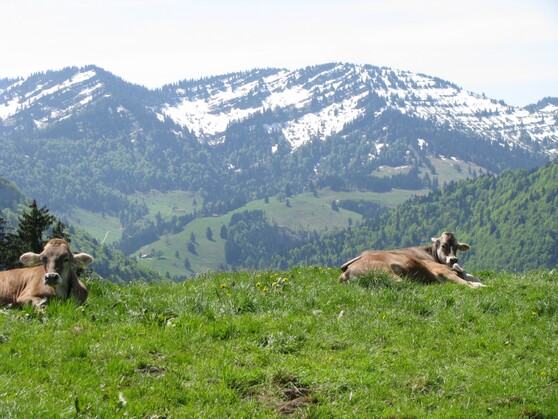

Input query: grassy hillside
[134,189,426,277]
[287,161,558,272]
[63,207,123,245]
[1,268,556,417]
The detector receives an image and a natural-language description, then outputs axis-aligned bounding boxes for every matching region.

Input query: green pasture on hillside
[134,188,432,277]
[63,207,123,245]
[0,268,556,417]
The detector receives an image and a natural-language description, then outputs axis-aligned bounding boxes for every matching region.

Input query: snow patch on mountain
[1,64,557,157]
[0,69,99,122]
[157,64,557,154]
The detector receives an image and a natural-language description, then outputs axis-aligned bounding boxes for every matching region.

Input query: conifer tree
[50,220,71,243]
[220,224,228,240]
[0,214,9,269]
[16,200,55,254]
[1,201,57,268]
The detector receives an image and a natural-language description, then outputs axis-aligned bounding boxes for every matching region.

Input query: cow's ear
[74,253,94,267]
[458,243,471,252]
[20,252,41,267]
[431,237,440,246]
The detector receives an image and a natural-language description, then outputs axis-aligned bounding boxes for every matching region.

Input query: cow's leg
[70,279,89,304]
[423,261,485,288]
[16,294,48,307]
[452,263,484,283]
[392,257,445,284]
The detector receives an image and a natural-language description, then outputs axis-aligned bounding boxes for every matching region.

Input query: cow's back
[391,246,435,262]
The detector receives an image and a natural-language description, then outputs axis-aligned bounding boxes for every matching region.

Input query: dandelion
[262,286,269,292]
[256,282,261,287]
[220,283,227,289]
[327,356,334,363]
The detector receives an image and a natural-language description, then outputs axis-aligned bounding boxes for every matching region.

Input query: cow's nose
[44,272,60,285]
[447,256,458,266]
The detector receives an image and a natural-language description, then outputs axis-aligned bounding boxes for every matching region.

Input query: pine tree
[16,200,55,254]
[50,220,71,243]
[1,201,57,268]
[220,224,228,240]
[0,214,10,269]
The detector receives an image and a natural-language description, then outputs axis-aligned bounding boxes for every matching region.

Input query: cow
[0,239,93,307]
[338,231,484,288]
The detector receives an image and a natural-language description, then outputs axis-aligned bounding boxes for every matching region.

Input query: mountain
[0,63,556,269]
[3,63,556,155]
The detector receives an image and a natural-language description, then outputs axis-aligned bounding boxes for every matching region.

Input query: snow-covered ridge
[0,63,557,156]
[0,69,102,124]
[159,64,558,154]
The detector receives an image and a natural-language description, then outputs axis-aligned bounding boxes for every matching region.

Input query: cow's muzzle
[446,256,459,266]
[44,272,61,286]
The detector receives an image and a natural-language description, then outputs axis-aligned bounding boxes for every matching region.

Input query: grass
[63,207,123,245]
[0,268,557,417]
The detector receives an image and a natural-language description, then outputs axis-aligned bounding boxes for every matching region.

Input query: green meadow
[0,268,556,417]
[134,188,429,277]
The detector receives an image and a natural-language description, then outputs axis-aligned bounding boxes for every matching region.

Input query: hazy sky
[2,0,557,107]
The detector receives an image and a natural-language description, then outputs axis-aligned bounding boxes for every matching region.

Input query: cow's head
[19,239,94,289]
[431,231,470,267]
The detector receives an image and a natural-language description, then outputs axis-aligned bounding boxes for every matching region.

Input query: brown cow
[338,232,484,288]
[0,239,93,307]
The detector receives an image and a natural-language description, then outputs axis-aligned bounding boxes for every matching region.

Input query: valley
[57,154,485,277]
[67,188,418,278]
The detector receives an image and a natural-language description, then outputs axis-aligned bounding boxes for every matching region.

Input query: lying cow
[0,238,93,307]
[339,231,484,288]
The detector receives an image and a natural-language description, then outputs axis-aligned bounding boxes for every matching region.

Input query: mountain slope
[2,63,556,160]
[160,63,558,156]
[284,160,558,272]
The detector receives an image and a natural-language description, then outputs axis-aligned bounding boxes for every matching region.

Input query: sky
[1,0,557,107]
